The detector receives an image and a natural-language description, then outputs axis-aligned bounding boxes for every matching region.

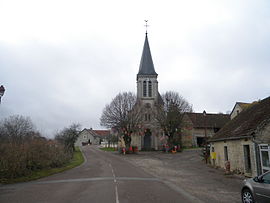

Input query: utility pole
[203,110,208,164]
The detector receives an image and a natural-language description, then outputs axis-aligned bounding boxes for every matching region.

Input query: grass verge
[2,147,84,184]
[99,147,116,152]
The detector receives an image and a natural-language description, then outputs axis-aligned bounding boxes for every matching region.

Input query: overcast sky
[1,0,270,137]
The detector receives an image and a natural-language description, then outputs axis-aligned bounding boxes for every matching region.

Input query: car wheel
[242,188,254,203]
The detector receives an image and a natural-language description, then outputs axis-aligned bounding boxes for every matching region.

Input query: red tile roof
[92,130,110,137]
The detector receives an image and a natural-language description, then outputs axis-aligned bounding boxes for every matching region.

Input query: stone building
[209,96,270,177]
[130,32,164,151]
[230,102,251,120]
[181,112,230,147]
[75,128,110,146]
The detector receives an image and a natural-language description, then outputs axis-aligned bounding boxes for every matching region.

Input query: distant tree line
[0,115,80,182]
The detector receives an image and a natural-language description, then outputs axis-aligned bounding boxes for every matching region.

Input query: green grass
[99,147,116,151]
[3,147,84,184]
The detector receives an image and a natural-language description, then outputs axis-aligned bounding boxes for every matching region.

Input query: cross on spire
[144,20,149,34]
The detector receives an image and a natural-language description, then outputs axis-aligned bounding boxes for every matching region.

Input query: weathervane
[144,20,149,34]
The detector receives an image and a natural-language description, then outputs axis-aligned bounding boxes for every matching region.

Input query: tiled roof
[210,97,270,141]
[185,112,230,128]
[93,130,110,137]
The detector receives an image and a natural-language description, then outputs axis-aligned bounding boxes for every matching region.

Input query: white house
[75,128,101,146]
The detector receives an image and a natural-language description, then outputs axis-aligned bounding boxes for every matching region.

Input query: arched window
[148,81,152,97]
[143,81,147,97]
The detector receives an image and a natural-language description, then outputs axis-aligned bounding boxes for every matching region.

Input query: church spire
[137,33,158,76]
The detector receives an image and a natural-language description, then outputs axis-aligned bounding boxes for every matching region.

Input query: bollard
[225,161,230,174]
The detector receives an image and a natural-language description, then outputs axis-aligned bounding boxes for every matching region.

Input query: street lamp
[203,110,208,164]
[0,85,5,104]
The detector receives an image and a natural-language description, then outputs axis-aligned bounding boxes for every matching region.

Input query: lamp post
[203,110,208,164]
[0,85,5,104]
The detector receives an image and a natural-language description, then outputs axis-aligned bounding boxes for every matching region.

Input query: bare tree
[0,115,37,144]
[156,91,193,148]
[55,123,81,153]
[100,92,142,148]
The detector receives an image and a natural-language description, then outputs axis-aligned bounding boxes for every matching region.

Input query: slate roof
[185,112,230,128]
[210,97,270,141]
[137,34,158,76]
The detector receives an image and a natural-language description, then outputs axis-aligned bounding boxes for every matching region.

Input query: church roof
[137,34,158,76]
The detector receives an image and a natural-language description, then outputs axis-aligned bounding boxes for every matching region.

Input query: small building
[93,130,111,145]
[181,112,230,147]
[209,97,270,177]
[75,128,110,146]
[230,102,251,120]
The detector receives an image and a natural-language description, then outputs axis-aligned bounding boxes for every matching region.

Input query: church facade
[130,33,165,150]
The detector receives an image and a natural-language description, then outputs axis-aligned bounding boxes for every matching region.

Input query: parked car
[241,171,270,203]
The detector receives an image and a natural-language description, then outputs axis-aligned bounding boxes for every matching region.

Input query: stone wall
[182,127,216,147]
[181,114,217,147]
[257,122,270,143]
[210,139,257,177]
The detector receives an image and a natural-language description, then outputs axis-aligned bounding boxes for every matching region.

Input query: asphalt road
[0,146,199,203]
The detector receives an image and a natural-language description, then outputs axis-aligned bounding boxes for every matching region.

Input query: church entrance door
[143,129,152,151]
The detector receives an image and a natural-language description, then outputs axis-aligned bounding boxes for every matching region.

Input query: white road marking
[109,163,120,203]
[115,184,119,203]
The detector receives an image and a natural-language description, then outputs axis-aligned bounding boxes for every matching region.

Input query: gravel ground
[120,149,244,203]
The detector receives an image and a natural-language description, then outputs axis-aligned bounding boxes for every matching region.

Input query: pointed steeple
[137,33,158,76]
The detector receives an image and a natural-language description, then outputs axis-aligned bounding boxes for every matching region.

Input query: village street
[0,146,243,203]
[122,148,244,203]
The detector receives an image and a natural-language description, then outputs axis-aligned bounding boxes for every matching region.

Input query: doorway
[243,145,251,173]
[143,129,152,150]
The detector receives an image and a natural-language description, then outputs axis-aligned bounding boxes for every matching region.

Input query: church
[130,31,165,151]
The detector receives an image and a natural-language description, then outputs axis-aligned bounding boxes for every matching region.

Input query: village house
[209,97,270,177]
[75,128,110,146]
[230,102,251,120]
[181,112,230,147]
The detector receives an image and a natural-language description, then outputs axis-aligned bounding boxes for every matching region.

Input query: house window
[83,135,86,139]
[148,81,152,97]
[143,81,147,97]
[262,151,270,168]
[259,144,270,174]
[224,146,228,161]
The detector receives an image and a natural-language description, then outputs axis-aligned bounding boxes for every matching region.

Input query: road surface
[0,146,200,203]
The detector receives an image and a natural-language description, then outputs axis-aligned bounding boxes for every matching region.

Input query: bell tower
[137,32,159,106]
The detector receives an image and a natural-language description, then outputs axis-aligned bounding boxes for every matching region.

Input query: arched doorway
[143,129,152,150]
